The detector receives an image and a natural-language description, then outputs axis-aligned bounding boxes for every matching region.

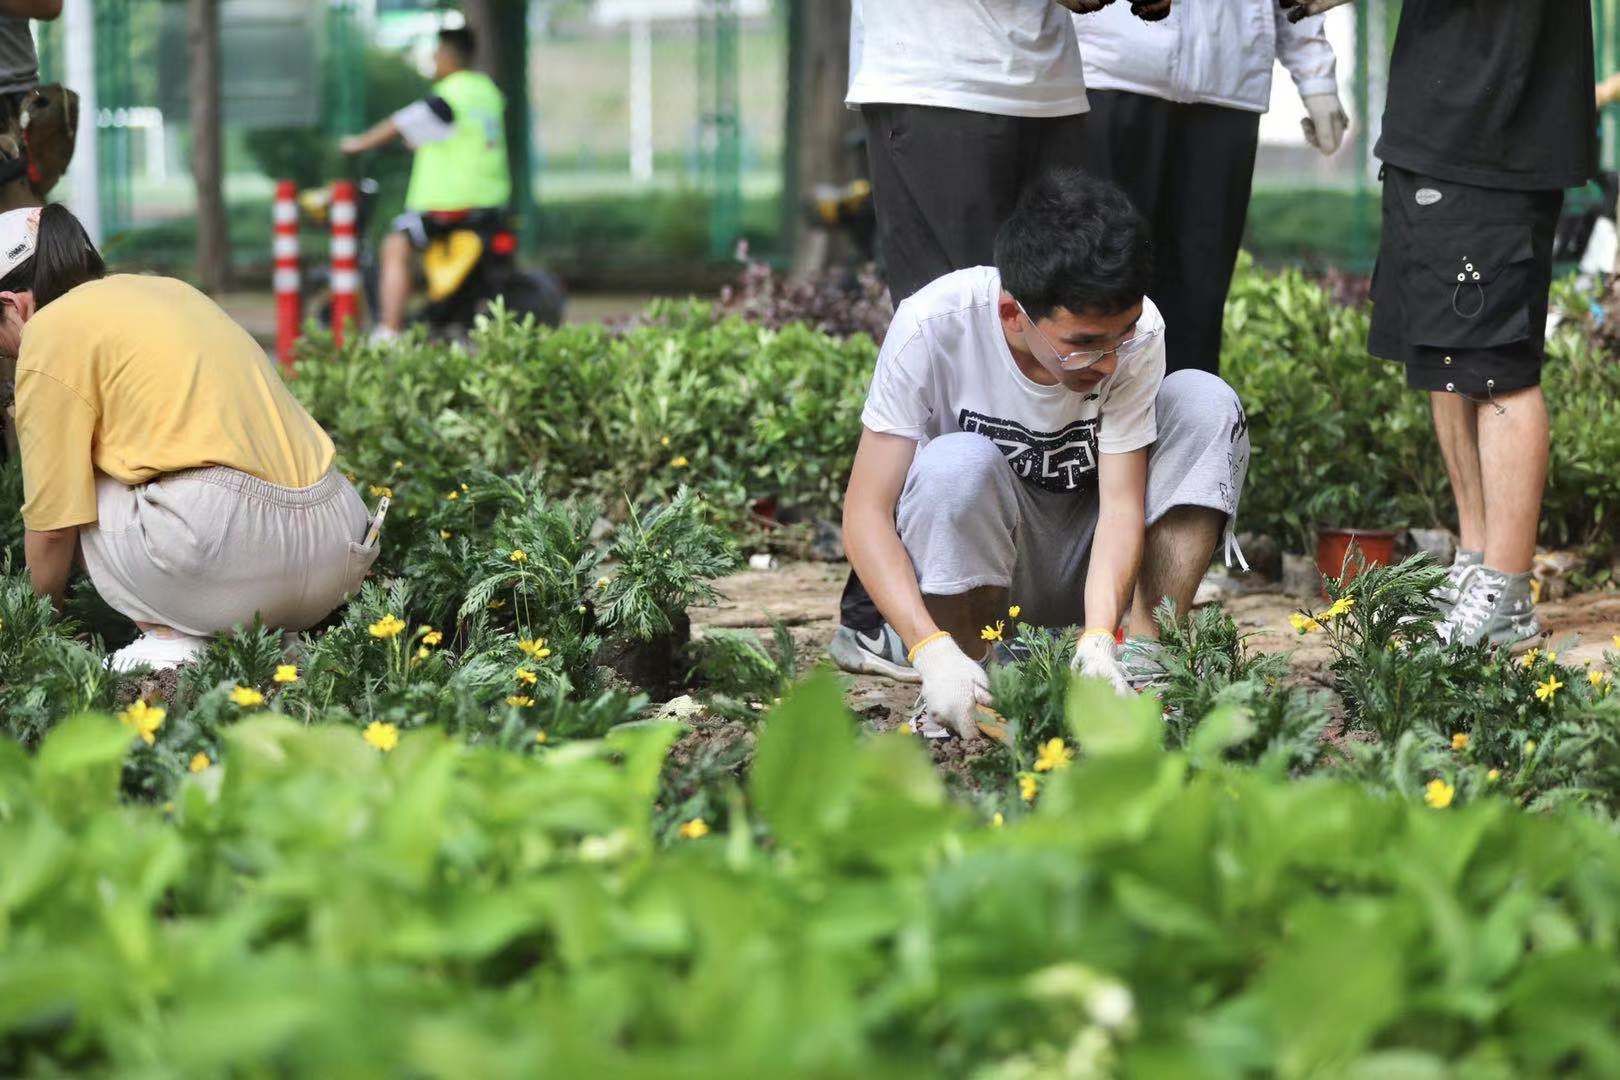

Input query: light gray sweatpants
[896,369,1249,629]
[80,466,380,637]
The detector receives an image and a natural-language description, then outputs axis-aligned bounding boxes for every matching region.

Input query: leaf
[750,672,858,854]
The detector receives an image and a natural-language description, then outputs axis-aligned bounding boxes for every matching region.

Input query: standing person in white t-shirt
[839,172,1250,741]
[835,0,1168,672]
[1073,1,1344,375]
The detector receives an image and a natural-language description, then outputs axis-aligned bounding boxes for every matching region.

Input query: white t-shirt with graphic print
[860,266,1164,496]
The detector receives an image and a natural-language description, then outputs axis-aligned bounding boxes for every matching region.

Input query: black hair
[0,203,106,308]
[438,26,476,65]
[994,169,1152,320]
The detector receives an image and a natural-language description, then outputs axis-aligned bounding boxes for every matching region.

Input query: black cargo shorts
[1369,165,1564,397]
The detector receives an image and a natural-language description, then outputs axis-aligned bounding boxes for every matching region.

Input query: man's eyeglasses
[1016,300,1161,372]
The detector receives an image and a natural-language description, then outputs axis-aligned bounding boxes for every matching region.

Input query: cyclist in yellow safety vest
[340,25,509,341]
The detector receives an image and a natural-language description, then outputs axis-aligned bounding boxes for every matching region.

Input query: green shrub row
[9,667,1620,1076]
[291,263,1620,558]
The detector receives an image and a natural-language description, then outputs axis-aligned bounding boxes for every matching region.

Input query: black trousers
[840,103,1089,633]
[1082,89,1261,376]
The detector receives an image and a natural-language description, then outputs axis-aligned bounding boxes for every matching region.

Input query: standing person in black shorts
[1285,0,1597,649]
[830,0,1169,681]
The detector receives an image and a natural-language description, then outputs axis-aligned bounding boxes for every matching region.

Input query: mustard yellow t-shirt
[15,274,335,531]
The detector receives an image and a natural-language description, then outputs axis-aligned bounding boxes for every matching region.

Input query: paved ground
[691,560,1620,731]
[219,290,664,351]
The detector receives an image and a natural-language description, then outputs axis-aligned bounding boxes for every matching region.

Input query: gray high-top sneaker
[1437,567,1542,652]
[1432,549,1483,613]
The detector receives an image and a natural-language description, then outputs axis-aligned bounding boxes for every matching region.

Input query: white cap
[0,207,41,281]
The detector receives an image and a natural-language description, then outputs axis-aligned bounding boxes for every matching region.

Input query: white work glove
[1301,93,1348,156]
[1277,0,1352,22]
[1071,630,1132,698]
[911,633,991,742]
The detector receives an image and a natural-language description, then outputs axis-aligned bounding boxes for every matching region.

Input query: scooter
[298,179,566,339]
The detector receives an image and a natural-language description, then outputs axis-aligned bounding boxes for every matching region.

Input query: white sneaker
[368,326,401,346]
[107,631,211,673]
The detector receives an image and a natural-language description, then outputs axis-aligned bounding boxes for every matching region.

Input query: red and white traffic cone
[273,180,301,368]
[330,179,359,346]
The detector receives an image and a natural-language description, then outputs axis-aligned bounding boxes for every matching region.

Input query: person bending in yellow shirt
[0,205,382,671]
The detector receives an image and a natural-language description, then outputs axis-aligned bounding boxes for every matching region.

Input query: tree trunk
[785,0,853,277]
[460,0,532,230]
[188,0,230,294]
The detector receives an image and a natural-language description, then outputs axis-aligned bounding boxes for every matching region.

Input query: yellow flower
[229,685,265,709]
[368,484,393,499]
[189,752,210,774]
[1534,675,1563,703]
[678,818,710,839]
[440,530,454,540]
[1324,596,1356,620]
[460,483,469,493]
[980,621,1005,643]
[488,599,507,611]
[1018,773,1039,803]
[595,576,611,589]
[1612,634,1620,650]
[1033,738,1074,773]
[1487,768,1501,781]
[506,695,535,708]
[363,721,399,752]
[991,812,1004,828]
[660,435,671,447]
[1424,778,1455,809]
[517,638,552,660]
[1451,732,1469,751]
[392,459,403,470]
[119,700,166,746]
[446,489,459,501]
[1521,648,1541,668]
[1289,612,1321,634]
[1524,739,1538,755]
[670,455,690,469]
[516,667,538,686]
[534,729,548,744]
[1008,605,1022,619]
[369,614,407,639]
[509,549,528,564]
[1546,650,1559,664]
[421,629,443,647]
[273,664,299,684]
[1591,669,1613,691]
[415,646,430,661]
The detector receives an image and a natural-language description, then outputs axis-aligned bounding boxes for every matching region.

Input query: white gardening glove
[1071,630,1132,698]
[1278,0,1352,22]
[1301,93,1348,156]
[910,633,991,742]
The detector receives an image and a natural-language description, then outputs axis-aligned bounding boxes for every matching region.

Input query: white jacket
[1073,1,1338,114]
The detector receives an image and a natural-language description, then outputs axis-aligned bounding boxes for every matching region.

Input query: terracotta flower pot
[1315,527,1397,587]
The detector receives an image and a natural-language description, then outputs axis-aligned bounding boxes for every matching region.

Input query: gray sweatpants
[897,369,1249,629]
[80,466,380,637]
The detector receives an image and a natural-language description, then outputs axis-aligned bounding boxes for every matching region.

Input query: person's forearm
[343,118,399,155]
[843,503,937,650]
[24,526,77,610]
[0,1,63,20]
[1083,510,1144,635]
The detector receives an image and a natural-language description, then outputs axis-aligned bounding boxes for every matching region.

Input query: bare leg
[378,231,412,333]
[1477,385,1547,575]
[1128,505,1225,639]
[924,585,1008,661]
[1430,391,1486,552]
[134,622,182,637]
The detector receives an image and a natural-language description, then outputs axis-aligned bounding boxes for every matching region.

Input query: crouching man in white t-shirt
[837,170,1250,742]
